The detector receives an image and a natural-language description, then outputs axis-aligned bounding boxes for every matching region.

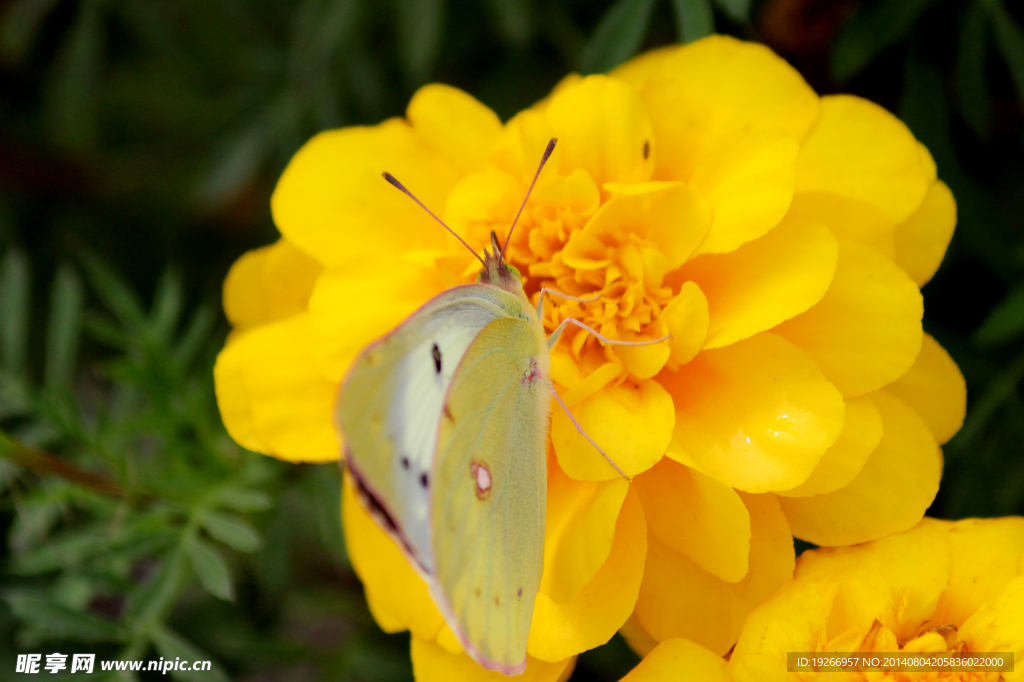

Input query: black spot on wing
[401,457,410,470]
[431,343,442,374]
[420,472,429,489]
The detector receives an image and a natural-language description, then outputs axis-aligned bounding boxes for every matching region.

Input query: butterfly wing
[337,284,513,573]
[430,315,549,675]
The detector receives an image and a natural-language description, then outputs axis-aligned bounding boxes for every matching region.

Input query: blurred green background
[0,0,1022,679]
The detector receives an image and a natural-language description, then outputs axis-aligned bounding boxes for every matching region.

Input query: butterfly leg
[536,287,601,320]
[547,317,671,349]
[551,388,630,481]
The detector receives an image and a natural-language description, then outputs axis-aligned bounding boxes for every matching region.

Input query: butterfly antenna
[381,172,486,267]
[500,137,557,261]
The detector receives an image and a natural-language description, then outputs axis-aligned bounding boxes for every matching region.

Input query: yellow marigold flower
[724,517,1024,682]
[616,518,1024,682]
[213,35,966,677]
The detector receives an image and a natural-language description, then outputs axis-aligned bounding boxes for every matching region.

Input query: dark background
[0,0,1022,679]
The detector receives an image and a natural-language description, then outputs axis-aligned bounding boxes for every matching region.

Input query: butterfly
[336,138,665,675]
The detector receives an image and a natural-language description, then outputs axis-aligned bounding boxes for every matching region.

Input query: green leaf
[976,283,1024,346]
[672,0,713,43]
[43,0,103,152]
[150,625,229,682]
[78,250,145,327]
[581,0,657,74]
[9,494,62,552]
[831,0,936,82]
[150,268,183,341]
[0,373,30,418]
[957,1,992,138]
[216,487,273,512]
[712,0,750,23]
[3,590,122,641]
[311,465,346,565]
[0,248,30,374]
[201,511,262,552]
[196,125,265,209]
[983,0,1024,105]
[128,547,188,625]
[484,0,531,45]
[185,536,234,601]
[171,304,214,370]
[45,265,84,391]
[11,530,102,575]
[395,0,445,83]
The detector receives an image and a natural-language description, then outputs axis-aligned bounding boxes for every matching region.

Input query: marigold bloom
[214,35,965,677]
[727,517,1024,682]
[616,518,1024,681]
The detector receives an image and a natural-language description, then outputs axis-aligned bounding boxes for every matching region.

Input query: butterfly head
[476,231,524,294]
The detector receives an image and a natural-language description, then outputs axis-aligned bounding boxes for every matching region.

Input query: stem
[0,431,123,496]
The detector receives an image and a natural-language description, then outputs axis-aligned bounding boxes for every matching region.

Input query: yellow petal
[620,638,730,682]
[406,84,502,174]
[540,457,630,604]
[775,396,883,497]
[779,390,942,546]
[730,579,838,682]
[901,631,948,653]
[223,249,270,331]
[307,254,451,382]
[662,332,845,493]
[690,132,798,256]
[557,361,624,409]
[271,119,460,267]
[884,333,965,445]
[443,166,525,252]
[787,191,895,258]
[795,95,930,225]
[544,74,655,186]
[411,637,575,682]
[796,520,952,644]
[676,214,838,350]
[341,474,445,641]
[528,488,647,662]
[634,493,794,656]
[214,314,339,462]
[490,109,561,184]
[223,239,323,331]
[775,240,923,398]
[551,379,674,481]
[958,575,1024,669]
[569,183,710,271]
[612,330,672,381]
[661,282,709,370]
[928,517,1024,628]
[894,180,956,287]
[213,329,269,454]
[634,457,751,583]
[613,35,819,183]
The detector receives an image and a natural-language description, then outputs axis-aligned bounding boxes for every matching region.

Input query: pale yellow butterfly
[336,138,665,675]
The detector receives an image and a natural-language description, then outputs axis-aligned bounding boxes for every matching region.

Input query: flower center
[512,206,671,358]
[450,170,674,362]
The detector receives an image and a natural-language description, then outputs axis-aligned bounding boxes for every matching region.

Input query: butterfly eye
[507,264,522,280]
